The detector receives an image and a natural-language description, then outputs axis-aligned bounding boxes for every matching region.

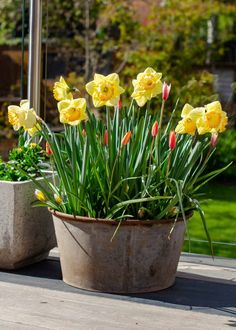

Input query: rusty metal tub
[50,210,188,293]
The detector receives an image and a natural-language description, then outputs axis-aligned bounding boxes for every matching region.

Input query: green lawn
[183,181,236,258]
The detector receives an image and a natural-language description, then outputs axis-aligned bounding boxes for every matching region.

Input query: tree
[0,0,236,110]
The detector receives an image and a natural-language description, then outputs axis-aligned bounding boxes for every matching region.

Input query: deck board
[0,252,235,330]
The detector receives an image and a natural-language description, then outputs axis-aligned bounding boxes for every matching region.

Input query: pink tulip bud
[46,142,53,156]
[169,131,176,150]
[121,131,132,146]
[151,121,159,138]
[118,99,122,110]
[211,133,218,148]
[103,130,108,146]
[162,82,171,101]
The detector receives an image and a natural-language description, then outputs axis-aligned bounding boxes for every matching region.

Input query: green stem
[106,106,113,171]
[148,137,155,176]
[158,100,165,130]
[166,150,172,177]
[156,100,165,165]
[108,146,122,206]
[189,144,213,190]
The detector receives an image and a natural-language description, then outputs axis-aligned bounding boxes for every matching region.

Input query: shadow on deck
[0,255,235,318]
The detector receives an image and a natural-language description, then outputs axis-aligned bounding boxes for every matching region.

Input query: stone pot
[0,179,56,269]
[51,209,189,293]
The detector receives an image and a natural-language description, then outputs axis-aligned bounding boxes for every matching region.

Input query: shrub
[207,129,236,179]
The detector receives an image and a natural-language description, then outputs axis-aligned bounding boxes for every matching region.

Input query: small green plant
[0,144,46,182]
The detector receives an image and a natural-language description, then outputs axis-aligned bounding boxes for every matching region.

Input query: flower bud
[46,142,53,156]
[151,121,159,138]
[54,194,62,205]
[169,131,176,150]
[29,143,37,149]
[211,132,218,148]
[162,82,171,101]
[118,99,122,110]
[103,130,108,146]
[35,189,46,202]
[82,129,87,137]
[121,131,132,146]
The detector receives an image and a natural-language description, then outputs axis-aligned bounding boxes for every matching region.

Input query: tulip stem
[166,151,172,178]
[50,157,56,187]
[108,147,121,207]
[148,137,155,176]
[159,100,165,131]
[156,100,165,166]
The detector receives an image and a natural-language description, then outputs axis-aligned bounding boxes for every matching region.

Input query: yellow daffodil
[8,106,22,130]
[35,189,46,202]
[53,76,73,101]
[85,73,124,107]
[58,98,87,125]
[197,101,228,135]
[8,100,37,131]
[131,67,163,107]
[175,104,205,135]
[175,101,227,135]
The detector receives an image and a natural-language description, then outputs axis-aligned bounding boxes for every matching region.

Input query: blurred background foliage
[0,1,235,91]
[0,0,236,169]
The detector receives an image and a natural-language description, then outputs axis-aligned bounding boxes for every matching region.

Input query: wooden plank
[0,281,233,330]
[0,319,45,330]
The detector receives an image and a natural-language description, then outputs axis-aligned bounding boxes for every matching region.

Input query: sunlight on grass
[183,182,236,258]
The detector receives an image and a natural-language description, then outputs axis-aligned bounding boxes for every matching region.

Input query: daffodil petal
[8,105,20,113]
[22,109,37,129]
[85,81,96,95]
[205,101,222,113]
[106,73,119,83]
[58,100,71,112]
[94,73,105,81]
[181,104,194,118]
[20,99,30,109]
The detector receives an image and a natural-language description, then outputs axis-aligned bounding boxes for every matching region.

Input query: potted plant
[9,68,230,292]
[0,101,56,270]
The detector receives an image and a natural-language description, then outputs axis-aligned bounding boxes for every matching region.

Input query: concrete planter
[0,179,56,269]
[51,210,189,293]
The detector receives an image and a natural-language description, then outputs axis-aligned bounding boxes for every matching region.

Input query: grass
[183,180,236,258]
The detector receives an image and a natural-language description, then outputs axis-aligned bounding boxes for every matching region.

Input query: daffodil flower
[53,77,73,101]
[58,98,87,126]
[86,73,124,107]
[8,100,37,131]
[175,104,205,135]
[175,101,228,136]
[131,67,163,107]
[197,101,228,134]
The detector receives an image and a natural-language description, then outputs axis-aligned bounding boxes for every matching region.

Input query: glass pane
[0,0,28,157]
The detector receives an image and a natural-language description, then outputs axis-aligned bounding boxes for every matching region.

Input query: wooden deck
[0,250,235,329]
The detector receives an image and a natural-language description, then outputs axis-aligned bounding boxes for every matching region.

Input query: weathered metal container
[0,179,56,269]
[51,210,188,293]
